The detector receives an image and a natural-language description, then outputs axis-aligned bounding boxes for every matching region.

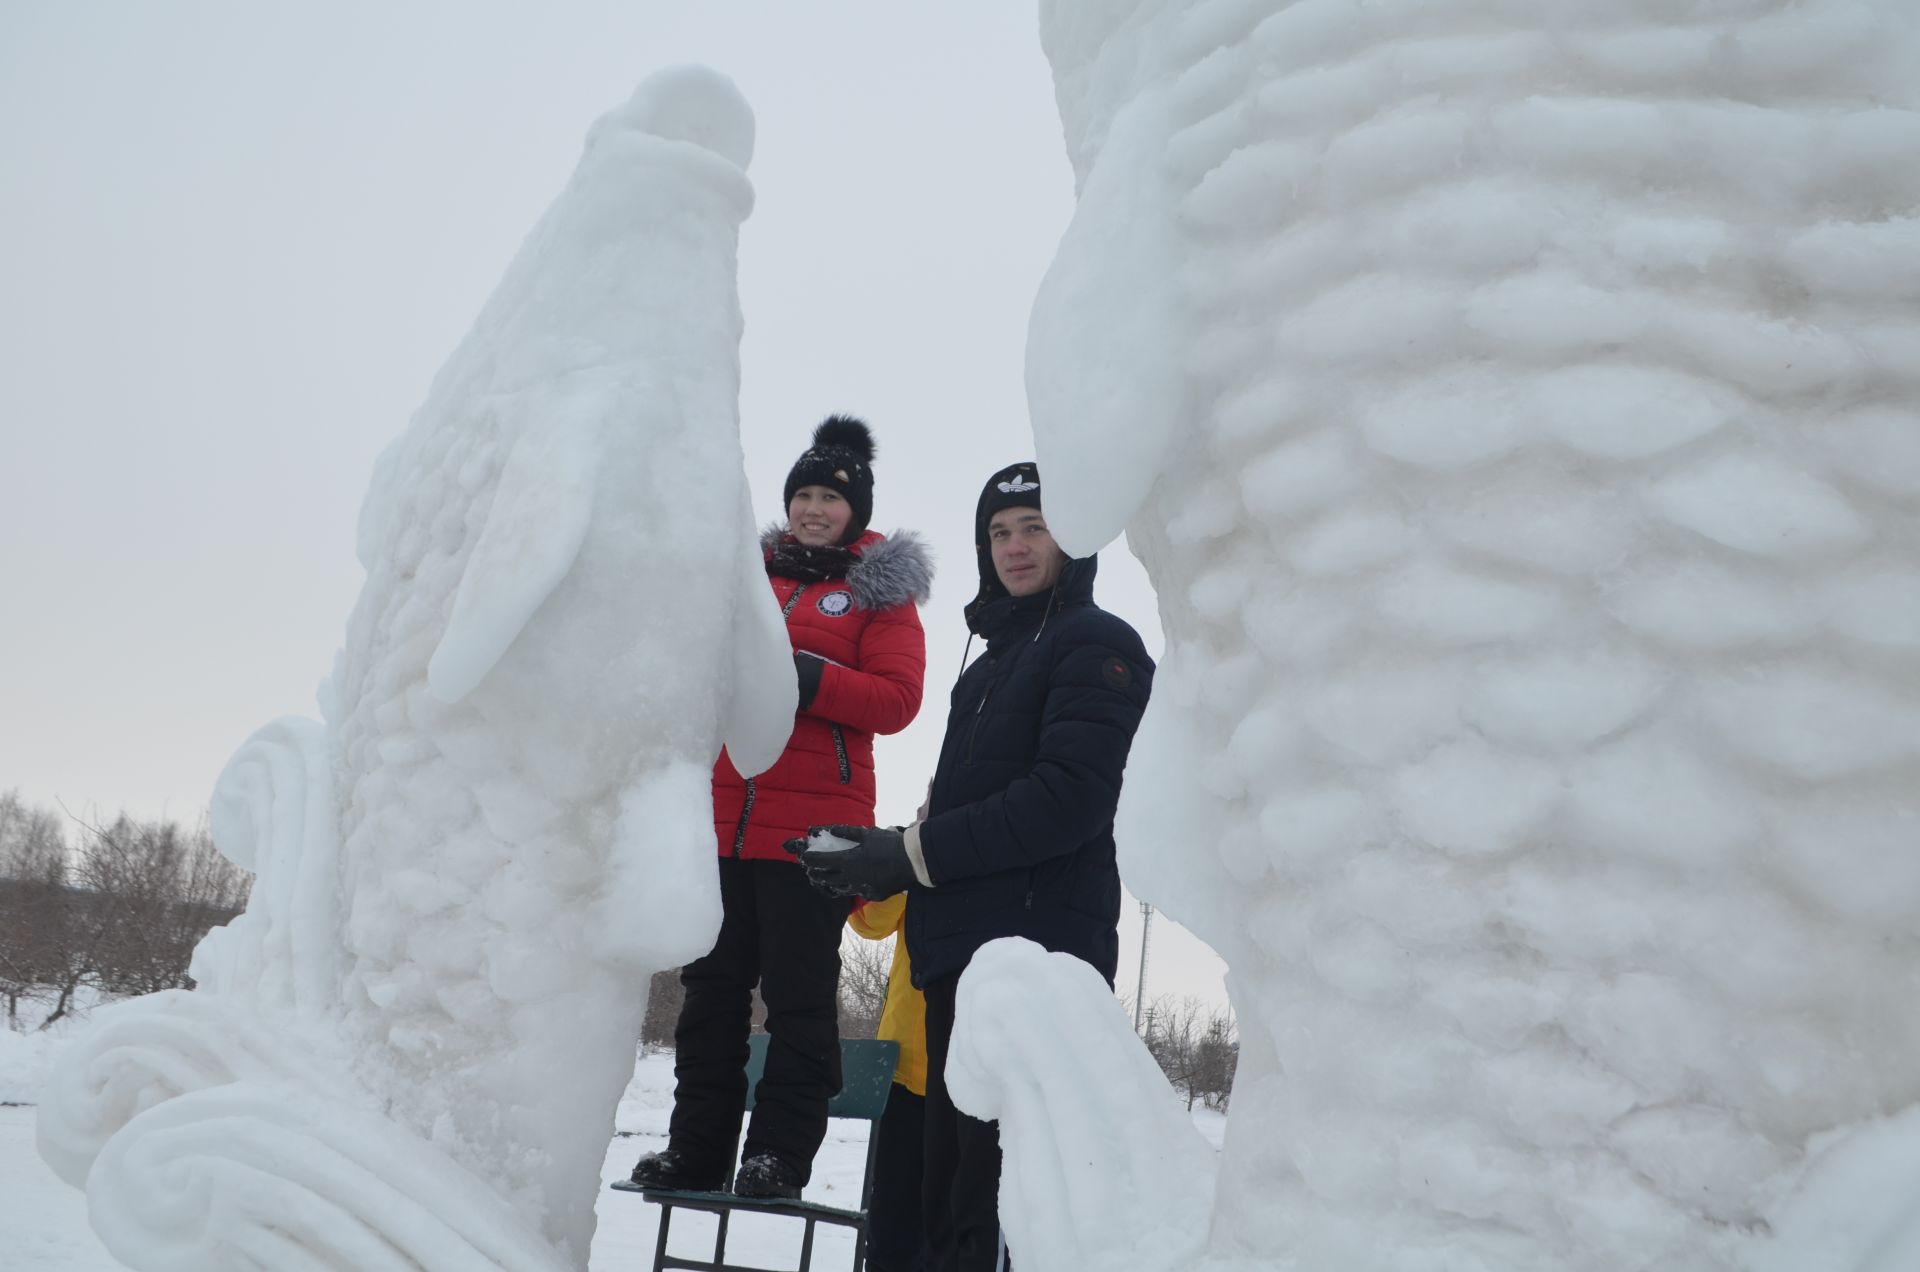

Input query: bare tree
[1137,992,1239,1111]
[639,969,777,1055]
[165,821,252,986]
[0,791,68,1026]
[641,968,686,1051]
[35,812,149,1023]
[4,804,253,1028]
[639,935,875,1058]
[837,932,893,1040]
[1188,1010,1238,1111]
[1141,993,1203,1106]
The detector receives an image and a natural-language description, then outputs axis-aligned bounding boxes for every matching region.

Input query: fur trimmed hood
[761,524,933,611]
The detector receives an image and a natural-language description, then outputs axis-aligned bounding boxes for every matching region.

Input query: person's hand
[795,824,916,900]
[794,653,825,710]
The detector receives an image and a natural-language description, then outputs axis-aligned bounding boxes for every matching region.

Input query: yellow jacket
[847,893,928,1096]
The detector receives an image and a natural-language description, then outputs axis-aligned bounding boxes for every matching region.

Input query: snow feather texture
[36,64,791,1271]
[998,2,1920,1270]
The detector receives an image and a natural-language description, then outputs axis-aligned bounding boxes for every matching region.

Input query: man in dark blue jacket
[795,460,1154,1272]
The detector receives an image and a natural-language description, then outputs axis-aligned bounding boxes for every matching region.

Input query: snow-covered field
[1,1021,1225,1271]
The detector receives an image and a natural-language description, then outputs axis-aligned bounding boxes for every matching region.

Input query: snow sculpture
[946,940,1216,1272]
[992,2,1920,1269]
[37,64,795,1271]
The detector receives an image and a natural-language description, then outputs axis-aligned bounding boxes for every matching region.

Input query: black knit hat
[971,460,1044,598]
[783,415,876,543]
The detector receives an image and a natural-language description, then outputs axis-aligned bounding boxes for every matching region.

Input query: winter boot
[732,1152,804,1200]
[629,1146,726,1192]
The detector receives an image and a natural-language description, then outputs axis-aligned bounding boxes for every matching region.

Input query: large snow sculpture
[998,2,1920,1269]
[38,65,795,1271]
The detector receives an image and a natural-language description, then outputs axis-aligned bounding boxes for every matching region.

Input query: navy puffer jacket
[907,553,1153,988]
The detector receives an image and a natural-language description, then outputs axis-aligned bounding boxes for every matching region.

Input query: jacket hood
[969,461,1042,606]
[964,462,1094,638]
[760,523,933,611]
[965,554,1097,640]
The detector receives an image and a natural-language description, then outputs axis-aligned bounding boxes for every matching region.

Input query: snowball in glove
[788,824,918,900]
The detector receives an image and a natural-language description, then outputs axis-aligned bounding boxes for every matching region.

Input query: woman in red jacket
[632,416,930,1199]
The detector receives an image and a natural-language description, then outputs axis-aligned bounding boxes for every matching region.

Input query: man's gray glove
[790,824,916,900]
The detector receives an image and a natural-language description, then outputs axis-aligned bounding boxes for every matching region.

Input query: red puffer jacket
[713,527,931,860]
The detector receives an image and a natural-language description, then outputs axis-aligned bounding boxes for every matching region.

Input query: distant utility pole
[1133,900,1154,1032]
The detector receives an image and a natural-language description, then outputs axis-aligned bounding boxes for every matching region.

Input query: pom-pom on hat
[783,415,876,541]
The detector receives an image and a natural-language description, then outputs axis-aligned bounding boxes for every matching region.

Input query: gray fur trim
[760,523,933,609]
[848,530,934,610]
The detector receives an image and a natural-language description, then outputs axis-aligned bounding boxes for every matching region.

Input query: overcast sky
[0,2,1226,1011]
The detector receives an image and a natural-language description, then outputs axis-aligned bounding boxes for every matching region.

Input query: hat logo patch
[817,590,854,617]
[997,477,1039,493]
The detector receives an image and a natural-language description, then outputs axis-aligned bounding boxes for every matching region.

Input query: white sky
[0,1,1226,1013]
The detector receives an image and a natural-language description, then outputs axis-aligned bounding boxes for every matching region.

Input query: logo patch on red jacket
[816,590,853,617]
[1103,656,1133,688]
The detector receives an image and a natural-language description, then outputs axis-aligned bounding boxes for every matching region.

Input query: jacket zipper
[829,723,851,784]
[1024,869,1035,911]
[782,583,809,617]
[730,778,756,858]
[965,683,994,764]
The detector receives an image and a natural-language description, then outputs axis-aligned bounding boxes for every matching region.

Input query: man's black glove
[792,824,916,900]
[794,653,825,711]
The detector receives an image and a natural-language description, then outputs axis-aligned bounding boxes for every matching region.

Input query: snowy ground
[1,1021,1226,1271]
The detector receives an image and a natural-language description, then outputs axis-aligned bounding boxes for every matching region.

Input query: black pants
[922,975,1006,1272]
[866,1083,927,1272]
[668,857,846,1181]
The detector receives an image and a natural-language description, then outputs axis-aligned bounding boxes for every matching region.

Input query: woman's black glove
[789,825,915,900]
[794,653,825,710]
